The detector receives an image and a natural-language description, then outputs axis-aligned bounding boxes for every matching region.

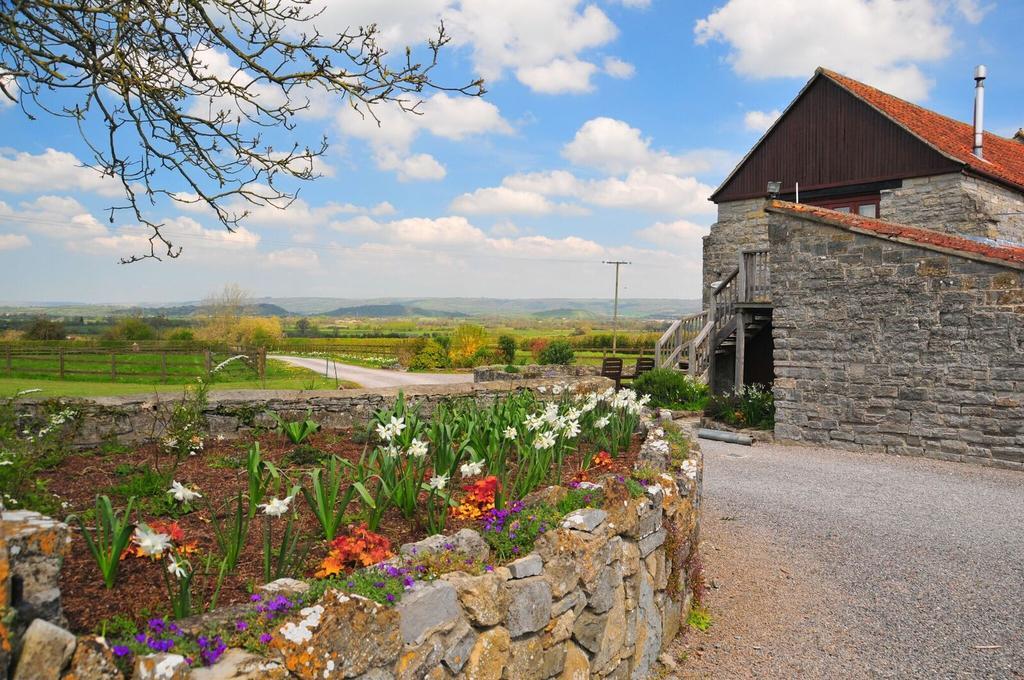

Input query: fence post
[59,349,65,379]
[111,352,117,381]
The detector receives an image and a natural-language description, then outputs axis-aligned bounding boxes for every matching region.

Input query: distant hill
[325,304,468,318]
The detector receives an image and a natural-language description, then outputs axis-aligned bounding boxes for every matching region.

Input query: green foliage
[160,379,209,471]
[408,339,450,371]
[687,605,712,631]
[104,468,174,515]
[210,493,249,572]
[483,503,563,561]
[69,495,136,589]
[271,409,320,445]
[537,340,574,365]
[23,317,66,340]
[503,364,519,373]
[283,443,325,466]
[313,568,407,606]
[624,477,646,499]
[261,491,308,583]
[0,395,77,513]
[302,456,374,541]
[633,369,709,411]
[705,384,775,430]
[497,335,518,363]
[103,318,156,342]
[449,324,489,367]
[167,328,195,342]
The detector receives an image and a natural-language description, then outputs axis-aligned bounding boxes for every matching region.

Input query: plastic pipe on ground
[697,428,753,446]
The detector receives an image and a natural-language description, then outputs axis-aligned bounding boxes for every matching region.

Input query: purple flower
[403,576,416,588]
[168,623,182,636]
[112,645,130,657]
[346,581,355,588]
[235,621,248,631]
[147,618,165,633]
[373,581,385,589]
[259,633,273,644]
[484,565,494,572]
[134,633,146,644]
[443,542,455,551]
[250,594,262,602]
[386,593,396,603]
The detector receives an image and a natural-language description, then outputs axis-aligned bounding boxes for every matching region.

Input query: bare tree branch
[0,0,484,262]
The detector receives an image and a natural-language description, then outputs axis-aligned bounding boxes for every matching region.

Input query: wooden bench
[600,357,623,389]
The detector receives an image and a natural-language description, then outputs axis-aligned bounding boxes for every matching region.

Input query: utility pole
[603,260,631,353]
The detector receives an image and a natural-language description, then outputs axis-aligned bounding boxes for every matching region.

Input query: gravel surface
[670,440,1024,679]
[270,355,473,389]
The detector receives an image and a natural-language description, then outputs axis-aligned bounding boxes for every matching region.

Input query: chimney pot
[973,65,987,159]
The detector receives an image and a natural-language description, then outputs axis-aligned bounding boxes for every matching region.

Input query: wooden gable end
[711,77,961,203]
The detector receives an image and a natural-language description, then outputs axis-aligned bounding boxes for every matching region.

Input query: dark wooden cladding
[712,77,962,203]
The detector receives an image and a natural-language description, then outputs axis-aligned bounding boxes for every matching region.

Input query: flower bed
[2,382,704,679]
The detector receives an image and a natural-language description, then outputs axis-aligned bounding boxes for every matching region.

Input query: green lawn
[0,361,357,397]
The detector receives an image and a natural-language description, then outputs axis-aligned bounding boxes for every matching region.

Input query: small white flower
[503,426,517,440]
[562,419,581,438]
[376,422,394,442]
[389,416,406,437]
[537,386,547,394]
[167,557,189,579]
[133,525,172,558]
[259,495,293,518]
[565,407,581,421]
[383,444,402,458]
[407,439,429,459]
[595,416,611,430]
[524,413,545,431]
[535,431,557,450]
[428,474,449,490]
[216,434,226,442]
[552,384,564,395]
[168,480,202,504]
[460,460,485,477]
[543,403,560,424]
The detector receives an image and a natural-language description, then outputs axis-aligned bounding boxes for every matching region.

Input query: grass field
[0,360,356,397]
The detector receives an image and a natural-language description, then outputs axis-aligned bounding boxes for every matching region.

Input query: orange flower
[592,451,613,470]
[451,476,499,519]
[316,524,393,577]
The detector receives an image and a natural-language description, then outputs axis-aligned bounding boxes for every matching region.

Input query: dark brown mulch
[42,430,643,634]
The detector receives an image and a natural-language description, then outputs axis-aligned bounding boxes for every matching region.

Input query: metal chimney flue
[973,65,987,159]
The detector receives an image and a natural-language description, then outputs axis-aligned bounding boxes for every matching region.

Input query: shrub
[409,339,450,370]
[497,335,517,363]
[704,384,775,430]
[449,324,488,366]
[468,346,495,367]
[104,318,156,342]
[634,369,709,411]
[167,328,194,342]
[528,338,549,362]
[23,317,66,340]
[538,340,574,365]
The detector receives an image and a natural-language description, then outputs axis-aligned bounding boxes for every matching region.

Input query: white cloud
[635,219,709,249]
[336,92,511,180]
[266,247,320,269]
[0,233,30,251]
[603,57,636,80]
[71,216,260,257]
[562,117,731,176]
[384,216,486,245]
[613,0,651,7]
[0,149,122,197]
[694,0,962,100]
[0,196,108,240]
[450,186,588,216]
[516,59,600,95]
[743,109,781,133]
[955,0,992,23]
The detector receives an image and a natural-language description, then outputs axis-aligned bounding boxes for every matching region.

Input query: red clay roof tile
[766,200,1024,269]
[820,68,1024,193]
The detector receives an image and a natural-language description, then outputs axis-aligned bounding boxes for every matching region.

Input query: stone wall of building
[881,172,1024,243]
[702,198,770,303]
[2,418,704,679]
[768,212,1024,469]
[15,378,614,451]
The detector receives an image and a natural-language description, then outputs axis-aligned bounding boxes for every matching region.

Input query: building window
[806,193,880,218]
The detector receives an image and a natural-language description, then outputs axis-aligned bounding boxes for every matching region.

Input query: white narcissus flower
[376,422,394,442]
[167,556,188,579]
[133,525,172,558]
[389,416,406,437]
[428,474,449,490]
[407,439,429,459]
[524,413,545,431]
[595,416,611,430]
[563,419,581,438]
[552,385,564,395]
[543,403,560,424]
[460,460,485,477]
[503,426,517,440]
[259,495,293,518]
[168,480,202,504]
[535,431,557,450]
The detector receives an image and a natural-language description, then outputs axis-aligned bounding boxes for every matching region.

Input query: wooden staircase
[655,249,771,389]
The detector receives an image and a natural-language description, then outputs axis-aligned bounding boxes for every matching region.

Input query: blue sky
[1,0,1022,303]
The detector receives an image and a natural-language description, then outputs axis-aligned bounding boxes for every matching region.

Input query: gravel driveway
[671,440,1024,679]
[269,355,473,389]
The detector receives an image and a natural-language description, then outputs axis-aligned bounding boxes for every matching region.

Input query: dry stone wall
[15,378,613,451]
[702,198,770,303]
[768,211,1024,469]
[881,173,1024,243]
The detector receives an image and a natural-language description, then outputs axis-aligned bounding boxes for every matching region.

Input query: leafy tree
[104,317,156,341]
[497,335,518,364]
[0,1,482,261]
[449,324,488,367]
[538,340,574,365]
[409,339,450,371]
[23,317,66,340]
[294,317,319,338]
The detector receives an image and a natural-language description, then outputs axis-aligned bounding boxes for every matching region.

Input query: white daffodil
[535,430,557,450]
[563,419,581,438]
[167,556,189,579]
[407,439,429,459]
[168,480,202,504]
[133,525,172,558]
[565,407,581,421]
[524,413,545,431]
[389,416,406,437]
[460,460,485,477]
[259,495,293,518]
[552,384,564,395]
[537,386,547,394]
[428,474,449,490]
[376,422,394,442]
[503,426,517,440]
[595,416,611,430]
[543,403,560,424]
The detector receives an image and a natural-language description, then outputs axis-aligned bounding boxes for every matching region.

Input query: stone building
[655,67,1024,468]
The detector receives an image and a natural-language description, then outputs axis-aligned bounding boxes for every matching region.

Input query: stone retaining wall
[2,416,703,679]
[15,378,614,450]
[472,366,600,383]
[768,211,1024,469]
